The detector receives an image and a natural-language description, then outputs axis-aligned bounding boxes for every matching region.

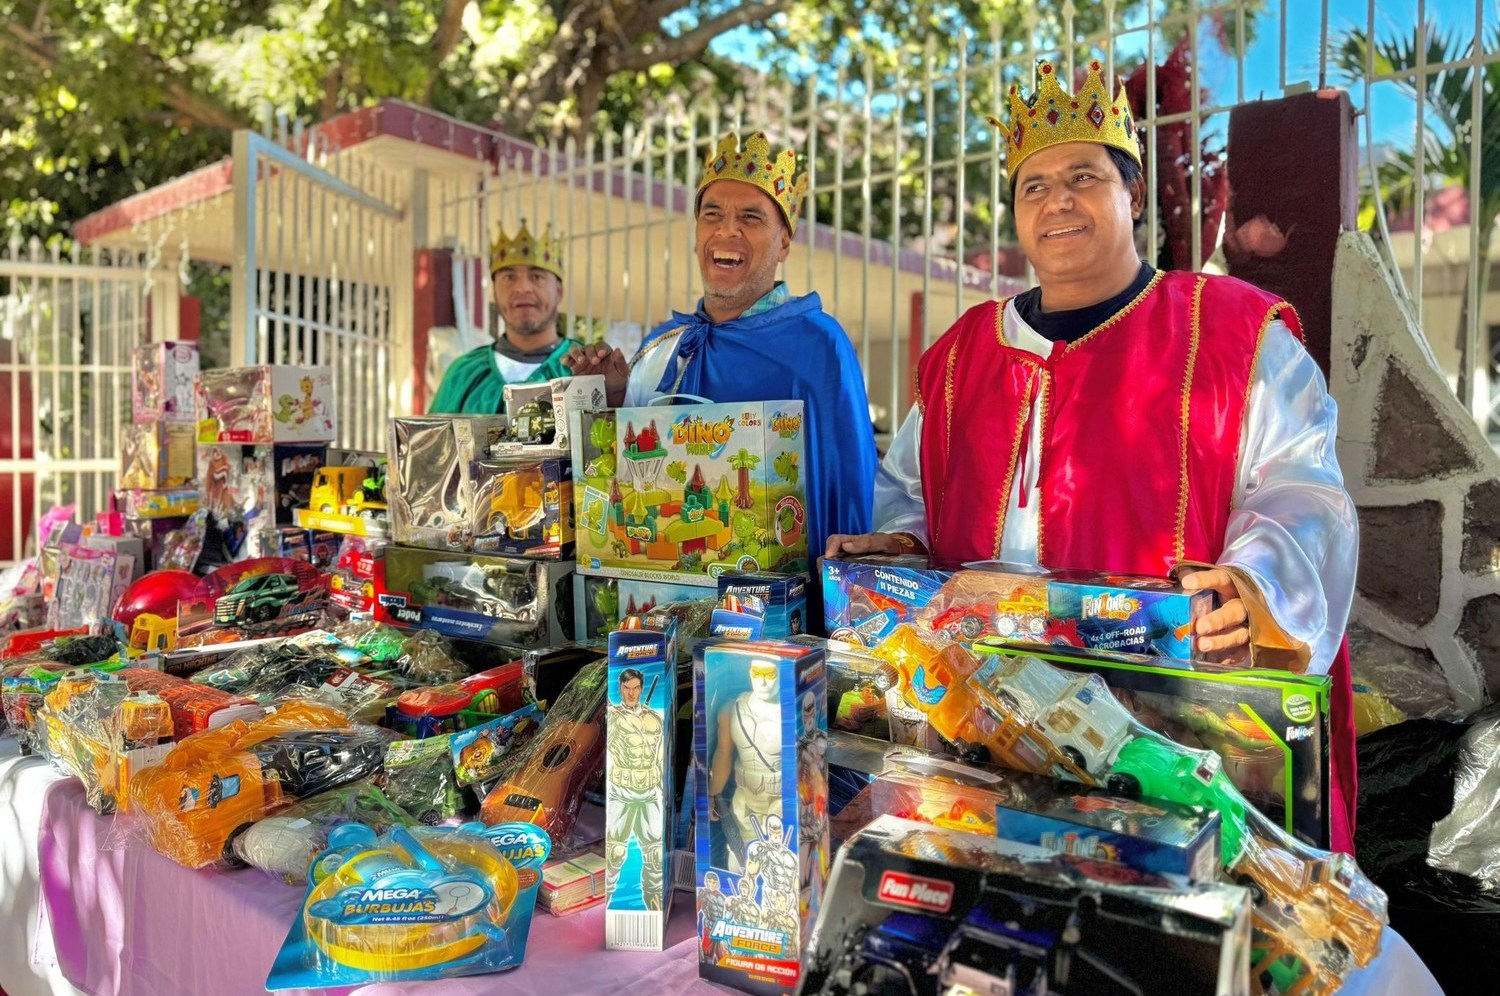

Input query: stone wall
[1330,231,1500,718]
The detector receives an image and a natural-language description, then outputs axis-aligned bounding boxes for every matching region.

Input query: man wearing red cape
[827,59,1360,854]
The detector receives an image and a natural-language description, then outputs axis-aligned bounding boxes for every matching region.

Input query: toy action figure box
[196,443,327,562]
[974,640,1333,849]
[712,571,808,640]
[692,638,827,996]
[119,422,196,489]
[572,401,809,587]
[822,554,957,652]
[375,545,573,649]
[389,415,507,551]
[572,575,709,645]
[604,617,679,949]
[133,340,199,424]
[471,458,574,558]
[800,814,1252,996]
[492,374,607,459]
[196,365,336,444]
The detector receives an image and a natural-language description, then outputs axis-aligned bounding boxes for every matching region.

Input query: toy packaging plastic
[492,374,607,459]
[693,638,827,995]
[133,340,200,424]
[604,617,678,949]
[471,458,574,558]
[800,814,1254,996]
[234,779,416,884]
[712,571,808,640]
[36,670,176,814]
[381,734,468,825]
[571,574,709,646]
[388,415,507,550]
[825,646,897,740]
[449,703,544,786]
[265,821,550,989]
[572,401,809,586]
[974,640,1333,849]
[376,546,572,649]
[118,422,196,489]
[116,488,200,519]
[822,554,958,652]
[196,365,336,444]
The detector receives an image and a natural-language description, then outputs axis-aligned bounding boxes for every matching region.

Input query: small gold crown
[489,219,564,279]
[696,132,810,234]
[989,59,1141,181]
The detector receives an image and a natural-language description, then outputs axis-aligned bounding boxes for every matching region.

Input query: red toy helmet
[112,570,202,633]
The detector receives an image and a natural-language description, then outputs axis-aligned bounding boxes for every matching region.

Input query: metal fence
[426,0,1495,444]
[0,239,149,562]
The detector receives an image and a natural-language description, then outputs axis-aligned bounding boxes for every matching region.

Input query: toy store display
[471,458,574,559]
[710,571,808,640]
[800,814,1254,996]
[196,365,336,444]
[118,422,197,490]
[692,638,828,996]
[604,616,678,949]
[233,779,417,884]
[492,374,607,459]
[871,624,1388,994]
[572,401,809,585]
[34,670,175,814]
[189,631,365,702]
[375,545,572,648]
[388,415,507,550]
[265,821,550,988]
[478,658,608,841]
[976,639,1335,848]
[132,340,200,424]
[822,554,958,651]
[128,699,387,868]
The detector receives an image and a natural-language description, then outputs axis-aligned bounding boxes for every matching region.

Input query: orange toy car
[129,700,385,868]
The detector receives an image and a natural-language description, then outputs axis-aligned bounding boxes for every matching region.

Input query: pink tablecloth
[34,772,716,996]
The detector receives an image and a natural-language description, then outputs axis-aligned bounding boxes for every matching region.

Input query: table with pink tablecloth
[3,738,1447,996]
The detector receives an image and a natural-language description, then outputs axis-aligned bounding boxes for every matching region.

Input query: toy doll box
[799,814,1251,996]
[604,619,679,949]
[375,545,572,649]
[692,638,827,996]
[133,340,200,424]
[572,401,808,588]
[119,422,196,489]
[196,365,336,444]
[472,458,574,559]
[974,640,1332,849]
[822,554,958,652]
[713,571,808,640]
[389,415,508,551]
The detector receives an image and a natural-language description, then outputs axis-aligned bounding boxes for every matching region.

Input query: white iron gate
[0,238,150,564]
[230,124,409,453]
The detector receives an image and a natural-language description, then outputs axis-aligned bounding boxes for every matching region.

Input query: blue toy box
[712,571,808,640]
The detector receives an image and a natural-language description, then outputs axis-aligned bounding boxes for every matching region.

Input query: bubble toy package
[266,820,550,988]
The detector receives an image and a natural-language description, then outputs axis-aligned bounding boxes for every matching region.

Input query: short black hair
[1007,144,1144,219]
[620,668,644,686]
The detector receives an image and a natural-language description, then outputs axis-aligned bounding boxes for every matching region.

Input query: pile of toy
[0,364,1398,995]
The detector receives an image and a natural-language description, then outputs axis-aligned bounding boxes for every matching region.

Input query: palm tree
[728,449,760,510]
[1334,23,1500,422]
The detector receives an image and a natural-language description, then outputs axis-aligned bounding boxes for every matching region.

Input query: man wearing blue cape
[428,220,583,414]
[564,132,876,564]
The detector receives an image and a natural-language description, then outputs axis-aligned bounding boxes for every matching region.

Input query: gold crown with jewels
[990,58,1142,180]
[696,132,810,234]
[489,219,564,279]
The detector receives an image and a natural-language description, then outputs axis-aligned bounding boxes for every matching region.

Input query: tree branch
[431,0,470,62]
[611,0,794,72]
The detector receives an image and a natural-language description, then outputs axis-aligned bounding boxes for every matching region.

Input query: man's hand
[562,343,629,406]
[1181,567,1250,663]
[823,532,927,559]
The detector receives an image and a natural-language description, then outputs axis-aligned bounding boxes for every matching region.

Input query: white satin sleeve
[872,405,931,544]
[623,339,674,407]
[1220,320,1357,676]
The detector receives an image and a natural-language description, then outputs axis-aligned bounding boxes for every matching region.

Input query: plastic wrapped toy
[234,779,417,884]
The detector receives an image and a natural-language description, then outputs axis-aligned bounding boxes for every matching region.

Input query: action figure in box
[605,667,668,909]
[709,656,785,874]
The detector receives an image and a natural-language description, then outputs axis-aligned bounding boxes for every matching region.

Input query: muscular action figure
[606,667,667,908]
[709,657,784,874]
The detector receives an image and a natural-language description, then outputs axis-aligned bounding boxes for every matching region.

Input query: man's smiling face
[1012,141,1143,295]
[694,180,791,321]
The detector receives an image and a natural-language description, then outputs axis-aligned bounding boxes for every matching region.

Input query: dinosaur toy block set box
[571,401,809,588]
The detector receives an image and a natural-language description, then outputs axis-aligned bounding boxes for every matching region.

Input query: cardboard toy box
[375,544,573,648]
[196,365,336,444]
[822,554,958,651]
[573,575,710,645]
[693,638,827,996]
[604,617,679,949]
[196,443,327,561]
[388,415,507,551]
[116,489,199,519]
[800,814,1252,996]
[492,374,607,459]
[472,458,574,558]
[712,571,808,640]
[573,401,809,587]
[132,340,200,424]
[974,641,1333,849]
[119,422,196,489]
